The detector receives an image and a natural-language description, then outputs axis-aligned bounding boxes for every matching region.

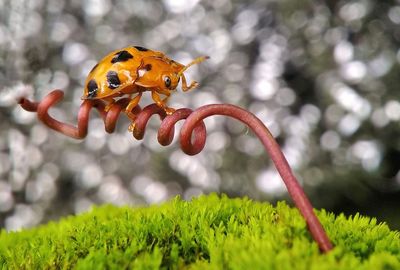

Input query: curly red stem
[18,90,139,138]
[179,104,333,252]
[18,90,333,252]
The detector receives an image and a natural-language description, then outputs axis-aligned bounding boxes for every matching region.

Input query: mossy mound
[0,194,399,269]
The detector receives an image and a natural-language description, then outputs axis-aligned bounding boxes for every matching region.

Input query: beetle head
[154,55,209,93]
[135,55,208,93]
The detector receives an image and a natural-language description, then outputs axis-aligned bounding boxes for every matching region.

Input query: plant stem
[19,91,333,252]
[179,104,333,252]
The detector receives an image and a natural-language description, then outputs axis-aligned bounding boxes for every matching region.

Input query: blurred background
[0,0,399,231]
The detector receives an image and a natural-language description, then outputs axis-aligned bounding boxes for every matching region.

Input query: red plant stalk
[19,90,333,252]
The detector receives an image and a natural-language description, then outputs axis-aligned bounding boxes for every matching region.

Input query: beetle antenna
[177,56,209,77]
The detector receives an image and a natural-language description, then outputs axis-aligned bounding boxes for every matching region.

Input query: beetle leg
[125,93,142,119]
[151,91,175,115]
[181,74,199,92]
[104,97,116,112]
[126,93,143,132]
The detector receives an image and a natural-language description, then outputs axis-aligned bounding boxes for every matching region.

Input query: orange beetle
[82,46,208,119]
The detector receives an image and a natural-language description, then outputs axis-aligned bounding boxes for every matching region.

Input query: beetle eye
[164,76,171,88]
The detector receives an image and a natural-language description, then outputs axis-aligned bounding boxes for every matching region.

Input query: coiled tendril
[19,89,333,253]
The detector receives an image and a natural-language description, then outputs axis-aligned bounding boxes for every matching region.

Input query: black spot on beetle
[134,46,149,51]
[111,50,133,64]
[106,71,121,90]
[87,80,98,98]
[144,64,152,71]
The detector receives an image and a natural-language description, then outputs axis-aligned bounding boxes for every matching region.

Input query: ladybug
[82,46,208,119]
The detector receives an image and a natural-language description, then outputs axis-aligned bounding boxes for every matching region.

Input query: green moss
[0,194,399,269]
